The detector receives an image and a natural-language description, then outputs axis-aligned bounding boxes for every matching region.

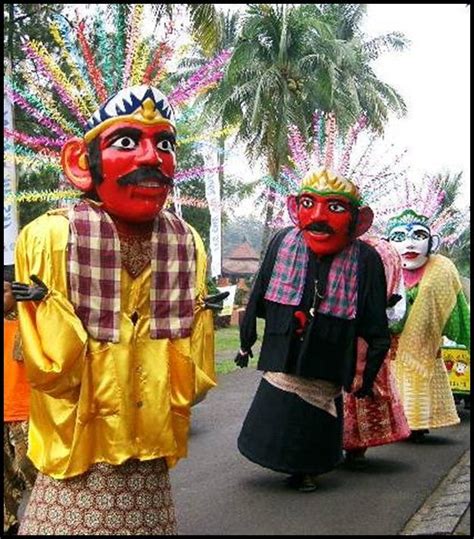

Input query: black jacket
[240,228,391,392]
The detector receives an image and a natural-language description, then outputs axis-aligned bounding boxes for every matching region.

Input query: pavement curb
[400,449,470,535]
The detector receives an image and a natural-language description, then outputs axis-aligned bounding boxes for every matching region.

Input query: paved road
[170,368,470,536]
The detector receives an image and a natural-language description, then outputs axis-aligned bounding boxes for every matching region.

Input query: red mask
[296,193,354,256]
[93,121,176,222]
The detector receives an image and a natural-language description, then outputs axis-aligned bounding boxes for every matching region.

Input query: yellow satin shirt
[15,209,216,479]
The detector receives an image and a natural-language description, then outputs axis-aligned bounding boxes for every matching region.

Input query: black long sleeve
[356,245,391,390]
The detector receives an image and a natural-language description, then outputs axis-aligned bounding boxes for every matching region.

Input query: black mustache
[305,222,335,234]
[117,167,174,187]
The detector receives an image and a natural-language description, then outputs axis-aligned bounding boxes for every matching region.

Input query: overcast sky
[67,3,471,208]
[215,3,470,211]
[361,3,470,197]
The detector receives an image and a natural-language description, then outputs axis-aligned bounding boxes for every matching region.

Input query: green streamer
[94,10,114,96]
[113,5,127,93]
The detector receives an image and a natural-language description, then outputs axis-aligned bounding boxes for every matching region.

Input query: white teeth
[138,181,159,187]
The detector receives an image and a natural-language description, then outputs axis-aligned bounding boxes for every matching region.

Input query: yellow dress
[15,209,216,479]
[393,255,468,430]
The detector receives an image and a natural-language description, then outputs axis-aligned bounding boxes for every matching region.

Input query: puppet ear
[61,137,94,192]
[287,195,299,225]
[354,206,374,237]
[430,234,441,253]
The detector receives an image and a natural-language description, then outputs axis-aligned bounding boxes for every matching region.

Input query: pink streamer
[76,20,108,102]
[4,128,65,150]
[288,124,310,175]
[175,165,223,184]
[5,87,68,138]
[310,111,322,168]
[169,50,232,106]
[324,113,336,169]
[338,115,367,176]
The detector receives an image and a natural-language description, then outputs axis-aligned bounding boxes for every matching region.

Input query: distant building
[221,240,260,280]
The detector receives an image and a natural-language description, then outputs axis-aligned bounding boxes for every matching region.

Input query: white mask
[388,223,432,270]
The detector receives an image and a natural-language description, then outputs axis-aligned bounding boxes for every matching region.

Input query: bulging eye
[157,139,175,153]
[111,136,137,150]
[300,197,314,209]
[328,201,347,213]
[412,230,429,241]
[389,231,406,242]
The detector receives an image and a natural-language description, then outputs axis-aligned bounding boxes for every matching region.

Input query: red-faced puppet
[61,85,176,222]
[287,169,374,334]
[287,169,373,256]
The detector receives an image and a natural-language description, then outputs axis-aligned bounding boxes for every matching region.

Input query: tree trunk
[260,184,276,260]
[260,151,280,259]
[217,135,225,276]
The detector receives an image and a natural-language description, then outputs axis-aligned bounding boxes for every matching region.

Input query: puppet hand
[203,291,230,311]
[11,275,48,302]
[353,385,374,399]
[234,348,253,368]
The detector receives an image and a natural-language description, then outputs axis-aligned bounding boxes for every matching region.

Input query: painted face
[388,223,431,270]
[297,193,354,256]
[454,361,468,376]
[93,121,176,222]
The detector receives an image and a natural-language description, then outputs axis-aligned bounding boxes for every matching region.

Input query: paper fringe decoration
[270,112,467,247]
[6,4,232,161]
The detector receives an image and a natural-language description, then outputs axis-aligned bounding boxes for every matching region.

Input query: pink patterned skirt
[343,337,410,451]
[18,458,177,535]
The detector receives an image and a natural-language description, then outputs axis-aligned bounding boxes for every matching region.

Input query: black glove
[11,275,48,302]
[387,293,402,308]
[353,385,374,399]
[234,348,253,368]
[203,291,230,311]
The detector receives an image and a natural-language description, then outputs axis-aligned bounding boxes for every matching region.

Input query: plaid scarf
[68,200,196,342]
[264,228,359,320]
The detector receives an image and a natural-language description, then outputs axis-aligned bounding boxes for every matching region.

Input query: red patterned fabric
[18,458,177,535]
[264,228,359,320]
[68,200,196,343]
[343,236,410,451]
[343,336,410,450]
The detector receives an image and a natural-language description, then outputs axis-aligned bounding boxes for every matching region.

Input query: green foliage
[5,4,69,229]
[4,4,63,66]
[188,4,222,57]
[430,171,470,278]
[440,223,470,278]
[205,3,409,250]
[222,216,263,256]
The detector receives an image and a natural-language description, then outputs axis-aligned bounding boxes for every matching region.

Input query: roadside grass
[214,318,264,375]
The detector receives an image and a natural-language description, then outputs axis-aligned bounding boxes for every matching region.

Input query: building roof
[222,241,260,276]
[226,241,259,261]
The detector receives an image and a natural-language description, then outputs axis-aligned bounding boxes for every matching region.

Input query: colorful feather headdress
[4,4,231,203]
[266,111,408,228]
[264,110,468,248]
[376,175,470,248]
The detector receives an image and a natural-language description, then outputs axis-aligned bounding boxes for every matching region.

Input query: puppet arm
[14,218,88,398]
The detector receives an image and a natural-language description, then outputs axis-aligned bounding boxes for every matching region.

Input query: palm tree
[213,4,409,251]
[197,10,244,196]
[316,4,408,132]
[187,4,224,57]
